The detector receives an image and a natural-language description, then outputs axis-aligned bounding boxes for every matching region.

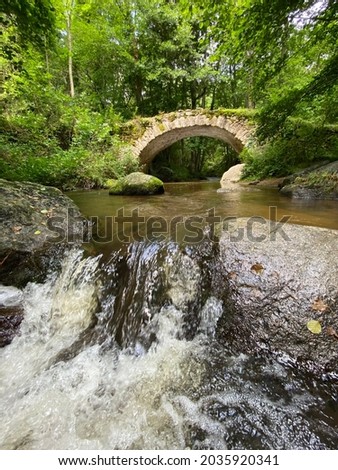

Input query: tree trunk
[190,82,197,109]
[66,4,75,98]
[44,37,50,74]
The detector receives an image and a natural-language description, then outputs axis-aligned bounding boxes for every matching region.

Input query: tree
[1,0,56,48]
[64,0,75,97]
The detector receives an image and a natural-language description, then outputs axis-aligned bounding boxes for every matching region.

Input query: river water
[0,182,337,449]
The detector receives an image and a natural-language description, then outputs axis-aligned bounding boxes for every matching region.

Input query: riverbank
[219,161,338,199]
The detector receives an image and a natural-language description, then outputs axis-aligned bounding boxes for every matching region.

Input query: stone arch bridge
[123,109,255,166]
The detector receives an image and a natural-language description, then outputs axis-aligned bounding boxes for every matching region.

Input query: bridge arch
[130,110,254,166]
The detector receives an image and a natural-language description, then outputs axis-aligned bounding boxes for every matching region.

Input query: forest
[1,0,338,189]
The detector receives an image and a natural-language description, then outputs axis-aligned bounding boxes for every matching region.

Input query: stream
[0,182,337,449]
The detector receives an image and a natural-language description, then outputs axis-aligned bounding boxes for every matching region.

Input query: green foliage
[149,137,239,181]
[202,144,239,178]
[1,0,338,188]
[241,121,338,179]
[258,56,338,140]
[0,141,139,190]
[1,0,56,48]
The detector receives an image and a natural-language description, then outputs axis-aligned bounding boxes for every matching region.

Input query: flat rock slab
[218,218,338,373]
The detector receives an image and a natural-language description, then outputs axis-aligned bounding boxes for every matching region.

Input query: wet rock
[217,218,338,373]
[108,172,164,195]
[0,285,24,347]
[0,306,24,347]
[0,179,87,287]
[280,161,338,200]
[0,285,22,306]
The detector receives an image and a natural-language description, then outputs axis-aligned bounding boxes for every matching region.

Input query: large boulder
[109,172,164,195]
[0,179,87,287]
[218,163,245,192]
[217,218,338,373]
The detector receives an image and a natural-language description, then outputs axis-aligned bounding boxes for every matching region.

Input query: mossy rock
[103,179,117,189]
[107,180,124,194]
[280,161,338,200]
[108,172,164,196]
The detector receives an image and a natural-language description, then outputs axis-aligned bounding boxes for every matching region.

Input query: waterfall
[0,242,337,450]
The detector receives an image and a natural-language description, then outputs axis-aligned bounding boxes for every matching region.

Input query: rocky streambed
[0,178,337,375]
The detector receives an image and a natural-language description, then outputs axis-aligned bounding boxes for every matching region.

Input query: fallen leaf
[312,298,328,312]
[40,209,49,214]
[307,319,322,334]
[251,263,264,275]
[327,326,338,340]
[228,271,237,279]
[12,226,22,233]
[34,230,41,235]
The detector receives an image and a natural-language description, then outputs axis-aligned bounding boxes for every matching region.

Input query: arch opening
[148,135,240,182]
[139,125,244,167]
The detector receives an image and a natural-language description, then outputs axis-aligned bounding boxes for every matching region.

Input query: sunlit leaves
[2,0,56,48]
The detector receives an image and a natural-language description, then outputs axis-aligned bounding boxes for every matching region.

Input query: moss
[294,171,338,193]
[118,117,153,140]
[167,112,178,122]
[157,122,166,132]
[108,180,124,195]
[109,172,164,196]
[103,178,116,189]
[117,108,257,142]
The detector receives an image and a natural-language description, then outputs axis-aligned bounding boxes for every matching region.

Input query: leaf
[311,298,328,313]
[251,263,264,275]
[34,230,41,235]
[12,226,22,233]
[327,326,338,340]
[228,271,237,279]
[40,209,48,214]
[307,319,322,335]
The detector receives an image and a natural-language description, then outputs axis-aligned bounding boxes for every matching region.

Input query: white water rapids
[0,247,337,450]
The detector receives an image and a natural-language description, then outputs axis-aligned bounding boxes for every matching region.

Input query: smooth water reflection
[68,181,338,253]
